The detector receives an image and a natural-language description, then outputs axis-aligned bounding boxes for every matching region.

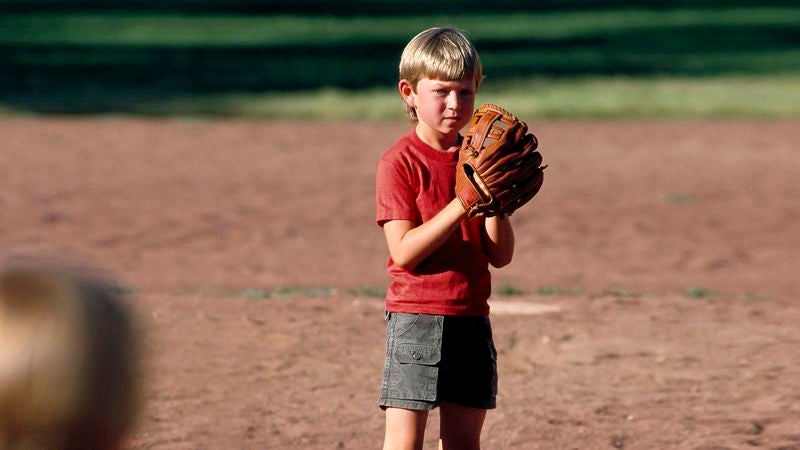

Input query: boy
[375,27,515,450]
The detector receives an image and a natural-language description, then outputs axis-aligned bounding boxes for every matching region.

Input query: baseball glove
[455,103,546,218]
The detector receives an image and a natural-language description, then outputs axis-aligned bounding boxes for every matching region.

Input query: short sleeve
[375,153,417,227]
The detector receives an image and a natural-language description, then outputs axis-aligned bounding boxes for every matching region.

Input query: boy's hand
[455,104,546,218]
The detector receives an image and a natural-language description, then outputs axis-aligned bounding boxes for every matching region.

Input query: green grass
[480,75,800,119]
[600,288,644,298]
[180,285,773,302]
[494,283,526,297]
[110,283,137,295]
[184,286,339,299]
[345,285,387,298]
[739,291,769,301]
[536,285,585,297]
[3,9,799,47]
[3,7,800,116]
[686,287,718,299]
[662,192,696,204]
[183,285,381,300]
[121,74,800,120]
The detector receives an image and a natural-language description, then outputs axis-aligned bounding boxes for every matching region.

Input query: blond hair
[399,27,484,120]
[0,260,141,450]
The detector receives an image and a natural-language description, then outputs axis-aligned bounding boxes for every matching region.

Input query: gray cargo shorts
[378,312,497,411]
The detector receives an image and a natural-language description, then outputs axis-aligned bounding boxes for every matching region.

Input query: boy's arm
[483,215,515,268]
[383,199,467,271]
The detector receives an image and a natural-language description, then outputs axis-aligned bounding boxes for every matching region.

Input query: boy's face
[402,77,476,146]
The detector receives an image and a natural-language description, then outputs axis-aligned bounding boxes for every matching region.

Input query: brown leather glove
[455,103,546,218]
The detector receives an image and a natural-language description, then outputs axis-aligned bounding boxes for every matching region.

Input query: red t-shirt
[375,129,491,316]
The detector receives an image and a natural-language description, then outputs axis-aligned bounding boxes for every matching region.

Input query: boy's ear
[398,79,415,109]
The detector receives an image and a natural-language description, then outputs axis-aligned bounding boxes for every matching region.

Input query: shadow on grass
[2,19,799,114]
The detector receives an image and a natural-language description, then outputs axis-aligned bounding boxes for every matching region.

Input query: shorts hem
[378,399,496,411]
[378,398,440,411]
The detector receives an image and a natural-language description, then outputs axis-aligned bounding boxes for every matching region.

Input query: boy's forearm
[393,199,467,270]
[484,215,515,268]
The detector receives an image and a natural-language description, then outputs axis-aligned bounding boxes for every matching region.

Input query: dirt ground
[2,117,799,449]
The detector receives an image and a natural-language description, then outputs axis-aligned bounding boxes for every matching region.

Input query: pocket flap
[395,343,441,365]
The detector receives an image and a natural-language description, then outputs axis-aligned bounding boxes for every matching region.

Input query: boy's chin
[442,118,467,130]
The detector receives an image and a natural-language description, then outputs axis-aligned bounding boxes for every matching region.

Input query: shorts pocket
[395,343,440,365]
[392,313,421,338]
[388,343,441,402]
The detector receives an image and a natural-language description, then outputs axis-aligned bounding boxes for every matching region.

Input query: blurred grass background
[1,0,799,118]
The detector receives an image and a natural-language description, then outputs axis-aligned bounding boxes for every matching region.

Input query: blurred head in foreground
[0,259,140,450]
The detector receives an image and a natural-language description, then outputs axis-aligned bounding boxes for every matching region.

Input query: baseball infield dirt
[2,117,798,449]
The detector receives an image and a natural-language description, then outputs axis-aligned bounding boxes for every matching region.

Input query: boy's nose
[446,92,459,109]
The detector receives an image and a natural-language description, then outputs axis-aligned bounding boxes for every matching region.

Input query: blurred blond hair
[0,259,141,450]
[398,26,484,120]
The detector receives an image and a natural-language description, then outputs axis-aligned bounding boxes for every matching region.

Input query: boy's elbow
[490,259,512,269]
[396,262,414,271]
[489,253,513,268]
[391,253,417,271]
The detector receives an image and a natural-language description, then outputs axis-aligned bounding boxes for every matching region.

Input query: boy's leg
[383,407,429,450]
[438,401,487,450]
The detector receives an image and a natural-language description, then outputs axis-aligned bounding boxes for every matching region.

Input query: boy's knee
[384,407,428,450]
